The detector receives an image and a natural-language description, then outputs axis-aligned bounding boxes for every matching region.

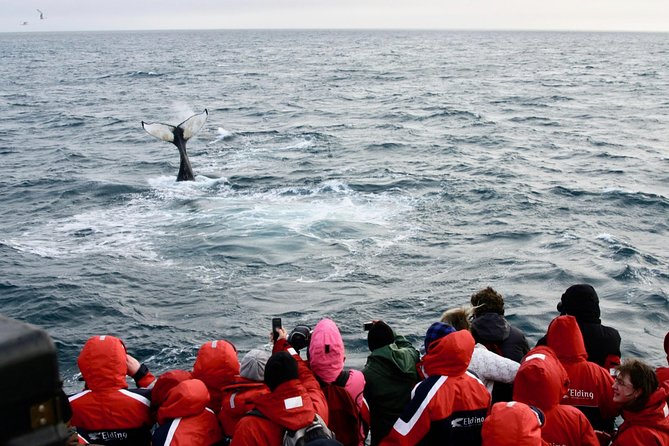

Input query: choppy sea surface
[0,30,667,392]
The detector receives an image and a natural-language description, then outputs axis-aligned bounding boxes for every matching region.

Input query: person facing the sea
[512,346,599,446]
[545,315,618,434]
[68,335,154,445]
[537,284,621,371]
[150,369,223,446]
[363,320,420,446]
[230,329,332,446]
[308,318,368,446]
[440,307,519,396]
[469,287,530,402]
[219,349,271,440]
[380,323,490,446]
[610,359,669,446]
[192,339,240,414]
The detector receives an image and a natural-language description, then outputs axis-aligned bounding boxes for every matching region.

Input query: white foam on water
[5,173,417,270]
[596,233,616,243]
[212,127,234,142]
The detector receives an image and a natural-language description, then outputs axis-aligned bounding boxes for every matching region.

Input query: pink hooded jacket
[308,318,366,445]
[308,319,365,404]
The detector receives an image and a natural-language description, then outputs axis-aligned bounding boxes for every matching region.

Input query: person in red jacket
[611,359,669,446]
[482,401,548,446]
[656,331,669,384]
[513,346,599,446]
[545,315,618,433]
[230,330,330,446]
[68,335,154,445]
[219,349,271,439]
[537,284,621,372]
[192,339,240,413]
[151,370,223,446]
[380,323,491,446]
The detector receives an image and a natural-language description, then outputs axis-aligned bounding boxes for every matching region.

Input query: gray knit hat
[240,349,270,381]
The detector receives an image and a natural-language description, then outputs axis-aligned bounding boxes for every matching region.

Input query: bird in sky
[21,21,28,26]
[37,9,46,20]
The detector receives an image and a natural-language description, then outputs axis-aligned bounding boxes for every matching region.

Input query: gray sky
[2,0,669,33]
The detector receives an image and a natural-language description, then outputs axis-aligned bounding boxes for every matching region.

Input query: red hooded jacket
[192,340,240,413]
[152,378,223,446]
[611,383,669,446]
[513,346,599,446]
[657,367,669,384]
[229,339,329,446]
[482,401,548,446]
[380,330,491,446]
[546,315,619,432]
[219,377,270,437]
[69,335,153,445]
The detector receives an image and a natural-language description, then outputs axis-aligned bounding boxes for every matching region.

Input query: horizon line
[3,26,669,35]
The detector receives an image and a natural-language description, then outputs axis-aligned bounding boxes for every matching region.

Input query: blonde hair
[440,307,472,331]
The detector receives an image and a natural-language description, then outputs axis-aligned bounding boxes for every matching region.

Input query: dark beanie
[424,322,456,353]
[367,321,395,352]
[557,284,601,322]
[664,331,669,356]
[264,351,298,391]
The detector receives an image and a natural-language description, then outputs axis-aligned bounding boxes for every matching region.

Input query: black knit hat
[264,351,298,391]
[558,284,601,322]
[367,321,395,352]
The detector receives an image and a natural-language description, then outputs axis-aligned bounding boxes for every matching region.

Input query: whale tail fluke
[179,109,208,140]
[142,109,208,143]
[141,109,208,182]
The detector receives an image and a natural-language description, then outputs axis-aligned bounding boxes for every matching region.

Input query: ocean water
[0,30,667,392]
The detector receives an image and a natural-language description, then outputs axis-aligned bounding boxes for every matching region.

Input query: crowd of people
[65,284,669,446]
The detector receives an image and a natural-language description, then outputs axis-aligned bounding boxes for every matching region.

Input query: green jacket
[362,335,420,445]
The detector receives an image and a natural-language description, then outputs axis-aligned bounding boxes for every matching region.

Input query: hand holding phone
[272,317,282,341]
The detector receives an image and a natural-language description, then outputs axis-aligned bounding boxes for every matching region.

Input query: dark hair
[471,287,505,317]
[616,359,658,411]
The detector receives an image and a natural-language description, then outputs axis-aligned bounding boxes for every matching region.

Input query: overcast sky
[2,0,668,33]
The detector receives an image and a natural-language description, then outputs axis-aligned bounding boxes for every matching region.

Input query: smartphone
[272,317,282,341]
[363,321,374,331]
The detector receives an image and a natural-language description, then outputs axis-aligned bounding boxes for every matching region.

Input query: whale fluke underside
[142,109,208,182]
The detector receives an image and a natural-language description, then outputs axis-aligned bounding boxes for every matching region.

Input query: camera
[363,321,374,331]
[0,315,70,445]
[287,325,312,352]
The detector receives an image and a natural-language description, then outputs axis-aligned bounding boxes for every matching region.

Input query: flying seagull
[21,21,28,26]
[37,9,46,20]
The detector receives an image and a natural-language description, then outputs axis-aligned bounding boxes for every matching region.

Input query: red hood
[77,335,128,390]
[157,379,210,424]
[619,383,669,435]
[482,401,546,446]
[152,370,193,408]
[192,339,240,391]
[546,315,588,364]
[513,346,569,412]
[252,379,317,431]
[422,329,475,377]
